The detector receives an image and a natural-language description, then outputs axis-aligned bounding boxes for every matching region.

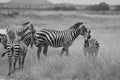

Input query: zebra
[1,40,28,76]
[1,28,35,75]
[33,22,91,59]
[83,30,99,58]
[0,22,35,76]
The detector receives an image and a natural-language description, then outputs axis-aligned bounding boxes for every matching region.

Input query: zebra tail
[1,51,9,57]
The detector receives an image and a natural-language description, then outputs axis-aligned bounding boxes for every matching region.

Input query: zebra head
[0,34,8,49]
[69,22,90,36]
[72,22,91,40]
[17,22,36,48]
[83,29,91,40]
[16,22,35,36]
[23,22,36,48]
[17,22,35,36]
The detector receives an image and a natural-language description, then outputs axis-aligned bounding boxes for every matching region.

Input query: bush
[114,5,120,11]
[52,6,77,11]
[85,2,109,11]
[8,11,19,17]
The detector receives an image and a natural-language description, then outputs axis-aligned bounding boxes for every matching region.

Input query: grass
[0,10,120,80]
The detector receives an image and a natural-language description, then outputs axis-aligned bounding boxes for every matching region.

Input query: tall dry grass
[0,11,120,80]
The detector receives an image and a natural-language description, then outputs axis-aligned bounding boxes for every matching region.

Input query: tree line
[0,2,120,11]
[85,2,120,11]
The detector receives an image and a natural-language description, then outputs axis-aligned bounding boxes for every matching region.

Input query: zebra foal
[83,31,99,58]
[33,22,90,59]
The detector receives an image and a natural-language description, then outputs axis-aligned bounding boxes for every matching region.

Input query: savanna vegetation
[0,10,120,80]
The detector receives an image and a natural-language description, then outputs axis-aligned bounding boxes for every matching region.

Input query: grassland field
[0,10,120,80]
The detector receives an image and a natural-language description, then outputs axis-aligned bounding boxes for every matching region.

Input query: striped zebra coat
[0,22,35,76]
[1,40,28,76]
[1,30,35,76]
[83,36,99,58]
[33,22,90,59]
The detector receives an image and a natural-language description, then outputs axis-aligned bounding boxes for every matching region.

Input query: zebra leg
[43,45,48,56]
[19,56,22,70]
[21,52,27,69]
[13,58,17,73]
[8,58,12,76]
[37,46,42,59]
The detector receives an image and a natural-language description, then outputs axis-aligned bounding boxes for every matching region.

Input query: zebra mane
[69,22,83,30]
[22,22,31,26]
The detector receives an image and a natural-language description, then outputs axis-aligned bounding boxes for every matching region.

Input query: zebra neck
[24,36,31,47]
[23,27,29,34]
[23,39,29,47]
[71,29,80,40]
[20,32,32,47]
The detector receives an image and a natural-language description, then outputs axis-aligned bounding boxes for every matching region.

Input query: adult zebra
[1,40,28,76]
[33,22,91,59]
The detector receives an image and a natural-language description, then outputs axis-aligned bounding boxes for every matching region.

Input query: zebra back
[35,22,90,47]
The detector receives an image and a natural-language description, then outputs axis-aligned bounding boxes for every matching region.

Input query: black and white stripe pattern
[16,22,35,37]
[17,22,36,48]
[34,22,90,59]
[84,36,99,58]
[20,31,33,47]
[1,41,28,76]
